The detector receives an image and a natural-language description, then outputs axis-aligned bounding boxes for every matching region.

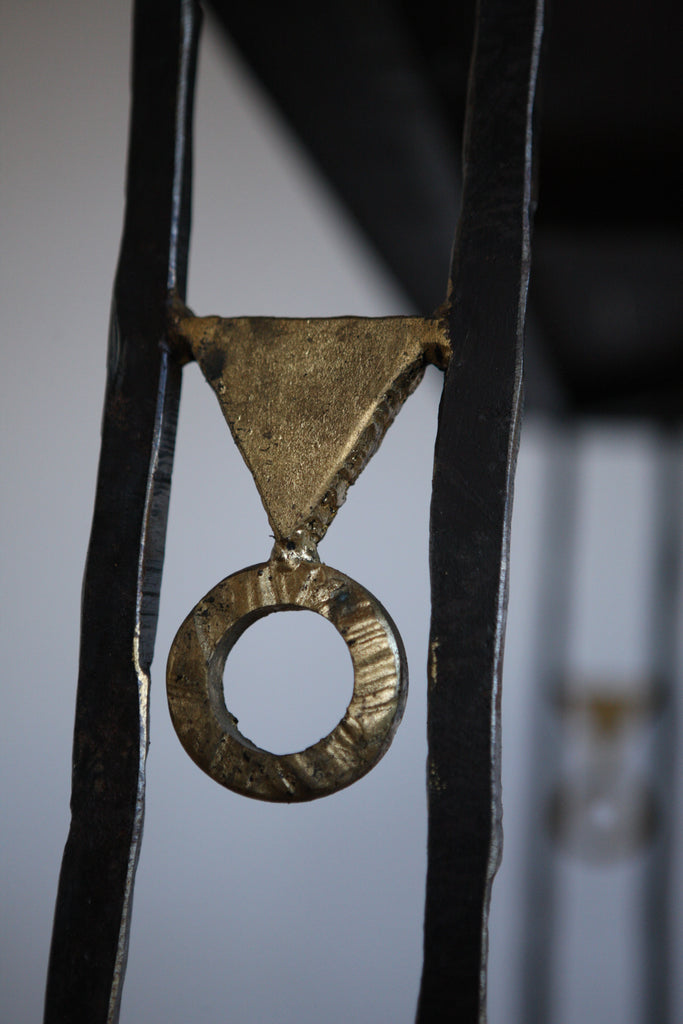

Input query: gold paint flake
[428,759,446,793]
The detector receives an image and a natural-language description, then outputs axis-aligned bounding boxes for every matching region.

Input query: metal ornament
[44,0,543,1017]
[166,313,449,800]
[168,550,407,801]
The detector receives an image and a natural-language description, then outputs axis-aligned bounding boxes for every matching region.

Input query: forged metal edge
[418,1,543,1021]
[43,3,201,1022]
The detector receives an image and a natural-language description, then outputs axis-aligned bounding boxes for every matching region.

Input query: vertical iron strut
[419,0,543,1019]
[44,3,201,1021]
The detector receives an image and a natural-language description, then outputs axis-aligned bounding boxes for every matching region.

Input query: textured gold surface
[179,314,449,542]
[167,551,408,802]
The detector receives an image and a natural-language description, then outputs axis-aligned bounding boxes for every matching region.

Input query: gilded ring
[166,558,407,802]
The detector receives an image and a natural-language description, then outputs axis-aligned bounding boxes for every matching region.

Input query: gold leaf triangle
[181,315,445,543]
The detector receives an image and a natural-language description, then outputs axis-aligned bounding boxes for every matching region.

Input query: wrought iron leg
[418,1,543,1018]
[44,3,201,1021]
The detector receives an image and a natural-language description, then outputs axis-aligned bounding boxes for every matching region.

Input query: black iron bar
[418,0,543,1019]
[44,3,201,1021]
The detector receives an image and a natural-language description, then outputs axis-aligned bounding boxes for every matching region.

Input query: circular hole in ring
[223,608,354,755]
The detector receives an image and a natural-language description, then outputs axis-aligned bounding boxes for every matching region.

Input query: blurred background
[1,2,682,1022]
